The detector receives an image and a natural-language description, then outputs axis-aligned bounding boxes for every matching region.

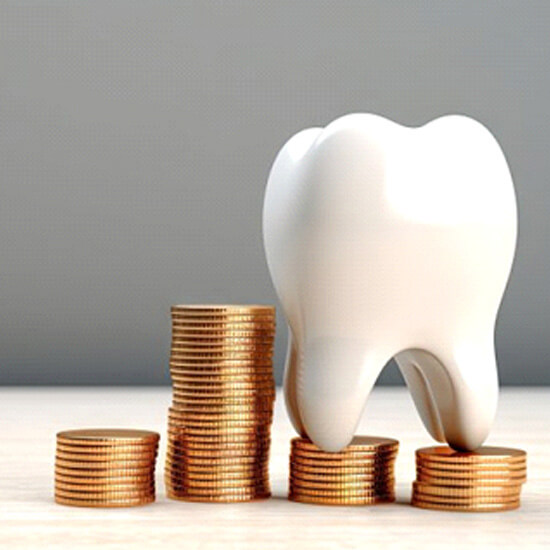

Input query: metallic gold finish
[288,436,398,506]
[164,304,275,503]
[411,445,527,512]
[54,429,159,508]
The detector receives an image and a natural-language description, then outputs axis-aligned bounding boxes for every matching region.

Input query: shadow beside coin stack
[165,305,276,502]
[412,446,527,512]
[55,429,159,507]
[289,436,399,505]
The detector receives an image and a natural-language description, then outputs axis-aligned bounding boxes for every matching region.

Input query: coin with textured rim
[412,481,522,498]
[416,446,526,463]
[290,477,394,492]
[55,464,154,475]
[290,455,397,469]
[55,457,154,470]
[55,449,157,461]
[291,460,394,474]
[291,469,395,482]
[166,490,271,503]
[411,491,521,505]
[416,457,526,470]
[55,494,155,508]
[416,466,527,481]
[415,473,526,487]
[288,493,394,506]
[293,436,398,453]
[411,498,520,512]
[56,442,158,453]
[55,480,155,492]
[57,429,159,445]
[55,473,155,484]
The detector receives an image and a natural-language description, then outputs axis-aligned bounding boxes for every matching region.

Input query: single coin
[57,429,159,446]
[55,473,155,485]
[170,372,274,382]
[167,416,271,429]
[166,423,271,435]
[293,436,399,454]
[172,398,274,409]
[169,403,274,415]
[171,324,274,333]
[412,481,522,498]
[416,466,527,482]
[55,445,157,457]
[411,490,521,504]
[288,492,394,506]
[166,484,270,497]
[171,334,274,343]
[166,436,271,449]
[171,304,274,313]
[169,366,274,376]
[166,490,270,503]
[166,446,270,459]
[168,408,271,421]
[170,342,274,351]
[55,480,155,492]
[172,460,269,472]
[416,446,526,464]
[410,497,520,512]
[169,358,273,367]
[170,323,275,332]
[55,494,155,508]
[55,487,154,501]
[290,486,394,498]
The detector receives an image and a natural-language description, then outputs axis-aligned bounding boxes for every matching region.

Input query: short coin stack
[288,436,399,505]
[412,446,527,512]
[165,304,276,502]
[55,429,159,507]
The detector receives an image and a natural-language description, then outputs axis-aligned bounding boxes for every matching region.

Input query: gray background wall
[1,1,549,385]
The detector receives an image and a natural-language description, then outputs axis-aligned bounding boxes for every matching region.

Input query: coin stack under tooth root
[55,429,160,507]
[165,305,276,502]
[288,436,399,505]
[412,446,527,512]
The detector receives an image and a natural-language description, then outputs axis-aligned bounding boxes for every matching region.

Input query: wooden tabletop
[1,387,547,549]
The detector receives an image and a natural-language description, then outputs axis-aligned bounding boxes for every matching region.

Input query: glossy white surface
[0,387,547,549]
[263,114,517,452]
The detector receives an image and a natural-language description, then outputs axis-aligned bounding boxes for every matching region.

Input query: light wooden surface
[0,387,548,549]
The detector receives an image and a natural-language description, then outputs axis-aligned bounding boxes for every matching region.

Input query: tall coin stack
[288,436,399,505]
[55,429,159,508]
[412,446,527,512]
[165,305,276,502]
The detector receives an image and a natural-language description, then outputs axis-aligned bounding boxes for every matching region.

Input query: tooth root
[297,340,385,452]
[403,344,498,451]
[395,353,445,442]
[283,332,306,436]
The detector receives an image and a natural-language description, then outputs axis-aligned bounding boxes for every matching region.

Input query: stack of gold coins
[412,446,527,512]
[288,436,399,505]
[165,304,276,502]
[55,429,160,507]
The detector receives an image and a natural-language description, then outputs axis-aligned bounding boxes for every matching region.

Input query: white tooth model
[263,114,517,452]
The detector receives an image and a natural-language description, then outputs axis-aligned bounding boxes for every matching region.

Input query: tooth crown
[263,114,517,452]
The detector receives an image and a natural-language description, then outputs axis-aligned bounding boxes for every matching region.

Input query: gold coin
[56,441,157,453]
[168,408,271,421]
[171,304,274,313]
[55,463,153,475]
[291,459,393,474]
[416,466,527,482]
[416,446,526,464]
[55,494,155,508]
[55,480,155,492]
[291,449,398,463]
[57,429,159,446]
[171,334,274,343]
[170,323,275,332]
[170,357,272,366]
[55,488,154,500]
[167,422,271,435]
[168,416,271,428]
[171,382,274,392]
[166,490,270,503]
[288,492,394,506]
[166,436,271,448]
[166,453,268,466]
[412,481,522,498]
[166,445,270,458]
[293,436,399,454]
[172,398,274,408]
[170,459,269,472]
[411,492,521,505]
[166,484,270,497]
[171,342,273,351]
[410,497,520,512]
[55,445,157,456]
[167,476,268,489]
[170,371,273,381]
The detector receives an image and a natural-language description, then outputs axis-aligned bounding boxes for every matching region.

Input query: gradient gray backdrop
[1,1,549,385]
